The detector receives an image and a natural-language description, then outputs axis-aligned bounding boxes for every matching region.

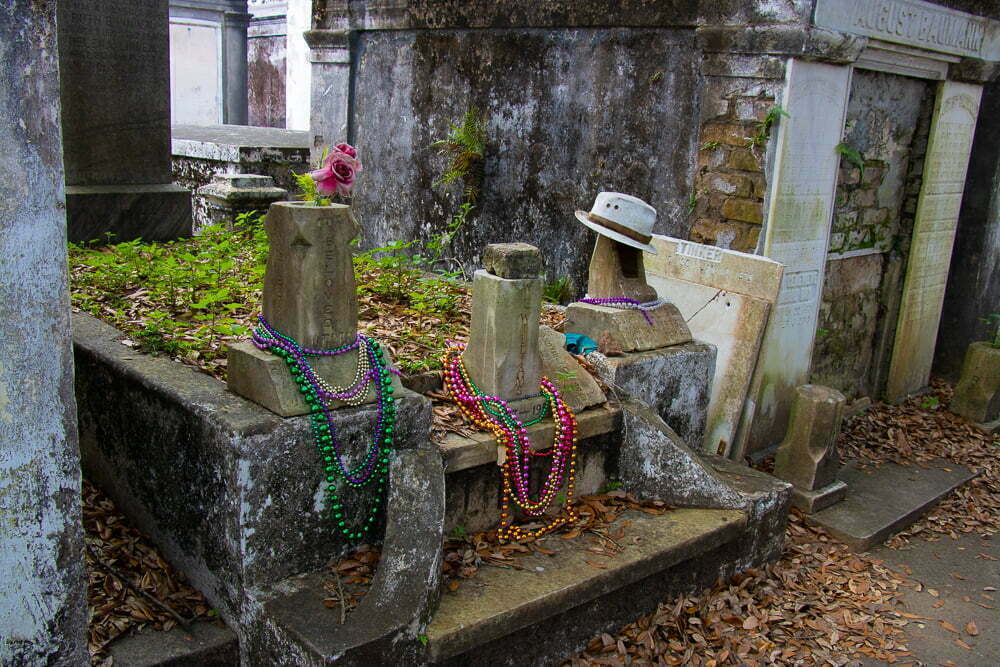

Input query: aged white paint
[747,59,852,454]
[886,81,983,402]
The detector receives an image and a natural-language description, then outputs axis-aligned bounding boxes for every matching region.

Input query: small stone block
[950,342,1000,424]
[565,302,692,353]
[773,384,846,492]
[790,479,847,514]
[538,325,606,413]
[227,340,402,417]
[482,243,543,279]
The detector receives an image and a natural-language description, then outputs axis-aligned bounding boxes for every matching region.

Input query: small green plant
[294,170,330,206]
[979,313,1000,347]
[432,109,487,202]
[835,142,866,174]
[542,276,573,305]
[921,395,940,410]
[747,104,790,148]
[649,70,664,83]
[816,328,830,338]
[700,140,720,151]
[418,635,429,646]
[599,480,623,494]
[554,491,567,504]
[554,369,580,393]
[450,524,467,539]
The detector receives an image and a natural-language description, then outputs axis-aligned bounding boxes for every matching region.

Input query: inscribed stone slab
[747,60,851,456]
[886,81,982,402]
[646,236,782,458]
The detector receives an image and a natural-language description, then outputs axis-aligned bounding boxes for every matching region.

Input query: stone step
[425,507,747,665]
[108,621,239,666]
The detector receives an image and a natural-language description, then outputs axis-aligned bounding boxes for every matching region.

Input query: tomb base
[564,301,692,352]
[227,340,404,417]
[66,183,192,243]
[587,341,715,449]
[790,479,847,514]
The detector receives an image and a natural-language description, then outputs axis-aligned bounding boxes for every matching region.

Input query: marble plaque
[886,81,982,402]
[747,60,852,456]
[647,236,782,458]
[814,0,1000,60]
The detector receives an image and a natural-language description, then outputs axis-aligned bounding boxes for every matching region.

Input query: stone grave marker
[748,59,852,455]
[773,384,848,513]
[57,0,191,243]
[228,202,401,415]
[886,81,983,402]
[645,235,783,458]
[950,342,1000,427]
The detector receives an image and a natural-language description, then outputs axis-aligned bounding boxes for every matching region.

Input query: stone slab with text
[646,236,783,459]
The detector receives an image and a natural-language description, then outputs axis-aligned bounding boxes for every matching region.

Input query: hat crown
[590,192,656,235]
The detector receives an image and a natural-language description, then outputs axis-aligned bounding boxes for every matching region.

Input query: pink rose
[310,145,362,197]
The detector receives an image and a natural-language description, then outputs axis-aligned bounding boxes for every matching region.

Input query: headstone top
[796,384,846,406]
[482,243,542,279]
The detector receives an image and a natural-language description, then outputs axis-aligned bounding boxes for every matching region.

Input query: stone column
[58,0,192,243]
[464,243,546,420]
[195,174,287,232]
[228,202,400,416]
[304,29,352,161]
[773,384,848,513]
[0,1,87,662]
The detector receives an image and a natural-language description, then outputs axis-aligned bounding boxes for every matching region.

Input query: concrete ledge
[807,458,979,552]
[109,622,238,666]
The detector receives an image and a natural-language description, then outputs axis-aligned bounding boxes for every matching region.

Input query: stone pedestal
[950,341,1000,425]
[773,384,848,513]
[196,174,287,232]
[58,0,192,243]
[227,202,397,416]
[464,245,545,422]
[588,235,659,302]
[565,301,692,353]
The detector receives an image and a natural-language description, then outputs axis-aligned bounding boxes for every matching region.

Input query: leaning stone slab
[950,341,1000,424]
[587,341,715,449]
[807,458,978,552]
[773,384,848,514]
[565,301,692,353]
[538,325,605,413]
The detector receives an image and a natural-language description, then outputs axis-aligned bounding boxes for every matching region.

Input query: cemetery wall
[0,1,87,662]
[811,71,934,398]
[935,76,1000,378]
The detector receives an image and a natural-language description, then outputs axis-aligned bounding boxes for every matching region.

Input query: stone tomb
[227,201,403,416]
[57,0,191,243]
[645,235,783,459]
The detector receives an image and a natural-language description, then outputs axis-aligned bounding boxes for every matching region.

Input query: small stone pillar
[228,201,400,416]
[565,235,692,352]
[773,384,848,513]
[463,243,546,421]
[195,174,287,232]
[950,342,1000,428]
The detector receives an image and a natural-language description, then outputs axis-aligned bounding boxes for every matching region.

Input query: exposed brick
[836,210,859,228]
[703,172,752,198]
[861,164,885,186]
[721,197,763,224]
[748,173,767,197]
[734,99,774,122]
[701,122,749,147]
[850,188,877,208]
[725,149,762,172]
[690,218,761,253]
[838,166,861,185]
[697,146,728,170]
[862,207,891,226]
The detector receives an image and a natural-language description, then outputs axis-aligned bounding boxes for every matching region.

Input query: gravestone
[228,202,401,415]
[950,342,1000,426]
[464,243,546,421]
[747,59,852,455]
[58,0,191,243]
[196,174,287,231]
[886,81,983,402]
[645,235,783,458]
[0,1,87,661]
[773,385,848,513]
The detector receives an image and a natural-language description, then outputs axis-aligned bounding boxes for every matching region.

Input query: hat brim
[575,211,658,254]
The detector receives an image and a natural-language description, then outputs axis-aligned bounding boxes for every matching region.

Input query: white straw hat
[575,192,658,254]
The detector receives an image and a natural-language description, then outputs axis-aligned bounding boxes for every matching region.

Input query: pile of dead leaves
[567,511,915,666]
[84,480,215,663]
[321,544,382,623]
[442,491,672,590]
[838,378,998,546]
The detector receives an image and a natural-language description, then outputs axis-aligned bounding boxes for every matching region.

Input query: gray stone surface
[565,301,692,353]
[951,341,1000,423]
[538,325,606,413]
[773,384,847,513]
[482,242,543,279]
[72,312,434,659]
[587,342,715,449]
[58,0,192,243]
[618,401,744,509]
[108,621,239,666]
[0,2,87,662]
[808,458,979,552]
[258,447,445,665]
[196,173,287,232]
[464,269,543,402]
[586,236,658,303]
